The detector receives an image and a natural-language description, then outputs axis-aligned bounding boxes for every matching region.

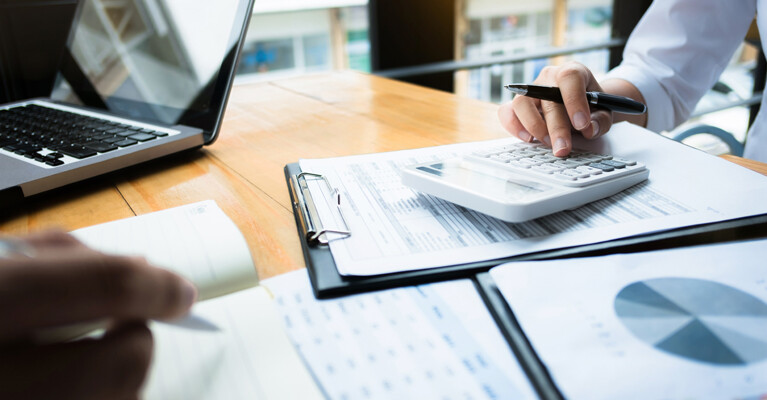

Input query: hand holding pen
[497,62,648,157]
[0,231,197,399]
[505,84,646,115]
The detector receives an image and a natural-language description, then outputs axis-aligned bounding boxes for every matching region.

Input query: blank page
[72,200,258,300]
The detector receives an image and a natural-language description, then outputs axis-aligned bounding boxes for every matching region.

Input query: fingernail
[591,120,600,138]
[574,112,588,130]
[554,138,568,154]
[182,280,198,307]
[543,136,552,147]
[518,129,532,142]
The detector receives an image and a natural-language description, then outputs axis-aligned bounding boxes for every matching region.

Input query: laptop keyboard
[0,104,173,167]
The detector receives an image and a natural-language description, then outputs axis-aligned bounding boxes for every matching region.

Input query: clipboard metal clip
[290,172,352,245]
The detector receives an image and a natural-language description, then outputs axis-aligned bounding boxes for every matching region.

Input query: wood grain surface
[2,71,766,279]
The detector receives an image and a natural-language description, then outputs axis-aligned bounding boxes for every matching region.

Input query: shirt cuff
[604,64,675,133]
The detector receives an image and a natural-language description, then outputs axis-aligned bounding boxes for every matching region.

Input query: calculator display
[416,160,556,203]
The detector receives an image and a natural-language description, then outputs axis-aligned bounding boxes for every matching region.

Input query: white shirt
[605,0,767,162]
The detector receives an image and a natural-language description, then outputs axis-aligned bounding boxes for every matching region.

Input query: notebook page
[143,285,324,400]
[72,200,258,300]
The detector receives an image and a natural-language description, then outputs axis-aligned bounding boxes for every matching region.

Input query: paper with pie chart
[490,239,767,400]
[615,277,767,366]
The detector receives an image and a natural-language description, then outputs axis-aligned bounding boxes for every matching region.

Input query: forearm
[600,78,647,128]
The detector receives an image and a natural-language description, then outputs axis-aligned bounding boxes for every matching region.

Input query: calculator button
[589,162,615,172]
[461,141,645,188]
[532,154,558,162]
[552,172,577,181]
[528,147,550,155]
[531,164,563,174]
[508,160,531,169]
[515,150,539,158]
[581,155,607,162]
[560,169,588,178]
[600,159,627,169]
[519,158,544,167]
[552,160,581,168]
[612,157,637,166]
[575,166,602,175]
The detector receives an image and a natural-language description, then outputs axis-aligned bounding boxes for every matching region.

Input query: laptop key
[128,133,157,142]
[102,137,124,144]
[149,130,168,137]
[45,159,65,166]
[59,146,97,159]
[115,139,138,147]
[92,133,114,140]
[85,142,118,152]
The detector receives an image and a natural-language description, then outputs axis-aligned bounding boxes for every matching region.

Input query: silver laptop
[0,0,254,203]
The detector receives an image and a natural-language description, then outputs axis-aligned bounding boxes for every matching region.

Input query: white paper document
[490,239,767,400]
[143,286,324,400]
[264,270,537,400]
[299,124,767,276]
[72,200,258,300]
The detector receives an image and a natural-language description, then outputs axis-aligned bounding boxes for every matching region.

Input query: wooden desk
[3,72,767,279]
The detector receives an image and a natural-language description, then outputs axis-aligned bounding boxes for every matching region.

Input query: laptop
[0,0,255,204]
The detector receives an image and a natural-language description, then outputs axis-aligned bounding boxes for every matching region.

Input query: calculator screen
[416,161,555,202]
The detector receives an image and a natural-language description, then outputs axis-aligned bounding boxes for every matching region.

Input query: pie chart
[614,277,767,365]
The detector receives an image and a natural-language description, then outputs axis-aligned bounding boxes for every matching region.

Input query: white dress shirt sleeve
[605,0,757,133]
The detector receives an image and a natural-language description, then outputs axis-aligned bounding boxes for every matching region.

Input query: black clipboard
[285,162,767,299]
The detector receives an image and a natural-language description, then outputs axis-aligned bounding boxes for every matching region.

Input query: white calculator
[402,142,649,222]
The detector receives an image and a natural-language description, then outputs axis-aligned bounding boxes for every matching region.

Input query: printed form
[299,123,767,276]
[264,270,537,400]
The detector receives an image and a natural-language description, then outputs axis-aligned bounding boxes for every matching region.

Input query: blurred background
[1,0,762,156]
[234,0,761,156]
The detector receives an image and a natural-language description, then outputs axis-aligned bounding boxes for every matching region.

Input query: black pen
[505,84,647,115]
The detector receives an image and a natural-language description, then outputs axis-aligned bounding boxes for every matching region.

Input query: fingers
[556,63,597,138]
[0,251,196,338]
[540,100,573,157]
[498,101,533,142]
[0,323,153,400]
[21,229,83,249]
[1,230,87,260]
[499,61,614,155]
[590,109,613,139]
[510,96,549,143]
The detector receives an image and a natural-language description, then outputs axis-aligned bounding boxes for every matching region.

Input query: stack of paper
[299,123,767,276]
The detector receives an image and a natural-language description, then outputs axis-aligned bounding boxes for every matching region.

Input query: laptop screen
[51,0,254,143]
